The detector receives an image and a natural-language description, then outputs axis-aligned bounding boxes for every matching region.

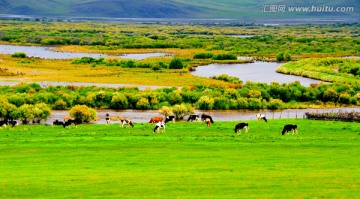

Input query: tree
[17,104,35,124]
[0,98,17,120]
[158,106,173,117]
[69,105,97,123]
[172,104,194,120]
[32,103,52,123]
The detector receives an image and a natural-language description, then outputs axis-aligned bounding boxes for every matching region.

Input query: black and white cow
[282,124,298,135]
[234,123,249,134]
[53,119,64,126]
[201,114,214,123]
[9,120,18,128]
[256,114,268,122]
[0,120,8,127]
[187,114,200,122]
[63,119,77,128]
[165,115,175,123]
[105,113,110,125]
[153,121,165,133]
[120,119,134,128]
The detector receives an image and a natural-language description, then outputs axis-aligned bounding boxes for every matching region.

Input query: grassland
[0,54,230,87]
[277,58,360,85]
[0,119,359,198]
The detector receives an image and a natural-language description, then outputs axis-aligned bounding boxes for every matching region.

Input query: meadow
[277,58,360,85]
[0,119,359,198]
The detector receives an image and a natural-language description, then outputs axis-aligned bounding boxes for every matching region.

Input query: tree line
[0,82,359,112]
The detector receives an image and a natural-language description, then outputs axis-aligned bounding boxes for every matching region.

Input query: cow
[8,120,18,128]
[234,123,249,134]
[0,120,8,127]
[205,118,211,127]
[282,124,298,135]
[187,114,200,122]
[53,119,64,126]
[153,121,165,133]
[256,114,268,122]
[120,119,134,128]
[63,119,77,128]
[201,114,214,123]
[165,115,175,123]
[105,113,110,125]
[149,116,163,124]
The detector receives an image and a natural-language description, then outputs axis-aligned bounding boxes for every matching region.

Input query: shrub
[323,88,339,102]
[169,58,184,69]
[54,99,67,110]
[69,105,97,123]
[212,54,237,60]
[211,74,243,84]
[17,104,35,124]
[110,93,128,109]
[193,52,214,59]
[197,96,214,110]
[136,98,150,109]
[0,98,17,119]
[11,52,26,58]
[276,51,292,62]
[247,98,263,109]
[338,92,351,104]
[32,103,52,123]
[172,104,194,120]
[158,106,173,117]
[267,99,285,110]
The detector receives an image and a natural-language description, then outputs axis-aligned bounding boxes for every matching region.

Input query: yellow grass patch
[0,54,230,87]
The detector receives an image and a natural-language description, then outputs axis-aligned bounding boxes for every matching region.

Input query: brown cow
[149,116,163,124]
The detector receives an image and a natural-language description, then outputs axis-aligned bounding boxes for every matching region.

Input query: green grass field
[0,119,359,198]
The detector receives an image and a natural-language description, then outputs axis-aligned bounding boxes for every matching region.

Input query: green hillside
[0,0,358,20]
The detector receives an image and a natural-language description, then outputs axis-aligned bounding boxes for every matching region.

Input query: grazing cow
[282,124,298,135]
[165,115,175,123]
[0,120,8,127]
[153,122,165,133]
[201,114,214,123]
[187,114,200,122]
[9,120,18,128]
[234,123,249,134]
[205,118,211,127]
[149,116,163,124]
[105,113,110,125]
[63,119,77,128]
[53,119,64,126]
[256,114,268,122]
[120,119,134,128]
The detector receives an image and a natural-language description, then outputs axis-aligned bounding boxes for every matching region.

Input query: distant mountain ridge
[0,0,358,21]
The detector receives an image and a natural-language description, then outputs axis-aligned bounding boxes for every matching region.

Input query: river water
[0,44,167,60]
[191,61,324,86]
